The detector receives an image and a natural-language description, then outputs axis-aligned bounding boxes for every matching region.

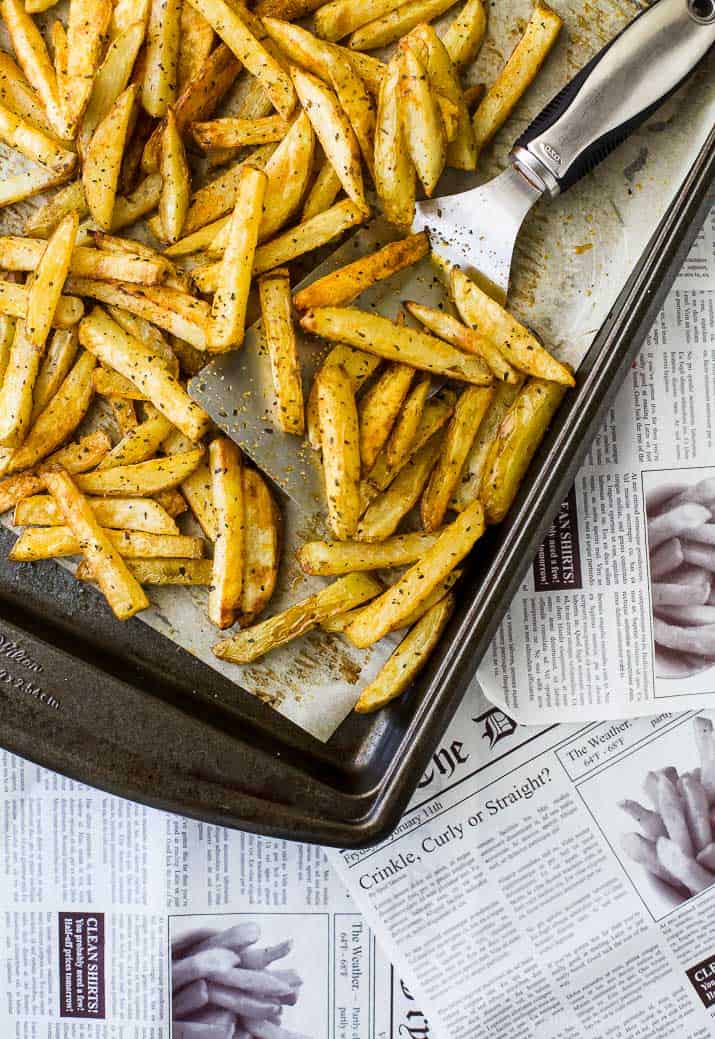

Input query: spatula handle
[511,0,715,197]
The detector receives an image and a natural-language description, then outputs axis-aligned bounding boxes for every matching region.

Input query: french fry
[79,307,210,441]
[241,468,279,623]
[17,494,179,533]
[450,268,574,385]
[681,775,712,854]
[329,52,375,177]
[0,326,41,447]
[0,167,71,209]
[79,21,146,158]
[300,307,493,385]
[0,0,69,140]
[98,406,174,470]
[258,269,304,436]
[443,0,486,66]
[24,212,78,353]
[208,165,267,352]
[618,799,667,841]
[102,173,164,233]
[650,537,685,580]
[172,145,274,241]
[315,0,405,42]
[472,1,562,158]
[0,431,111,514]
[373,55,414,226]
[648,504,712,551]
[110,0,151,37]
[178,3,215,91]
[192,114,290,150]
[694,717,715,801]
[421,385,493,531]
[83,85,137,231]
[358,363,413,470]
[291,67,364,206]
[107,306,179,374]
[0,284,83,335]
[656,836,713,895]
[10,525,204,561]
[258,110,315,242]
[158,108,191,244]
[619,833,681,887]
[208,437,245,628]
[317,364,361,539]
[294,234,428,311]
[385,372,429,470]
[108,397,138,435]
[255,0,325,20]
[95,366,146,399]
[77,556,212,584]
[354,593,454,712]
[263,16,338,80]
[347,499,484,647]
[0,103,75,175]
[186,0,297,118]
[656,772,694,857]
[463,82,486,112]
[407,294,516,384]
[0,317,14,383]
[62,0,113,130]
[5,351,96,473]
[357,434,441,541]
[348,0,459,50]
[299,529,440,575]
[164,428,217,539]
[213,572,381,663]
[449,379,521,511]
[0,51,55,134]
[43,468,149,619]
[142,0,181,116]
[306,344,380,450]
[75,448,204,496]
[25,181,88,238]
[301,157,342,221]
[0,236,168,285]
[398,43,445,196]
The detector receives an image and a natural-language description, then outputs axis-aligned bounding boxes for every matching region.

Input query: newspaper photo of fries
[645,470,715,682]
[171,916,323,1039]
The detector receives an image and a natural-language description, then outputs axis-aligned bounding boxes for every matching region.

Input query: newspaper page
[477,203,715,725]
[329,681,715,1039]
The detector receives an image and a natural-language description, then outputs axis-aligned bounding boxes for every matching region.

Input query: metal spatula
[190,0,715,520]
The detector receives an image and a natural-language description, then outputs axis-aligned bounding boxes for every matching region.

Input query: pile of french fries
[0,0,573,713]
[620,717,715,899]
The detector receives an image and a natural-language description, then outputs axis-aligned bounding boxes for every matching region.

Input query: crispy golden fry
[0,280,83,328]
[348,0,458,49]
[307,344,380,450]
[75,448,204,496]
[164,428,217,539]
[347,499,483,646]
[255,0,325,20]
[193,199,369,292]
[178,3,215,90]
[0,51,55,134]
[0,167,70,209]
[0,317,15,383]
[0,431,111,514]
[79,307,210,440]
[6,351,95,472]
[329,52,375,177]
[142,0,181,116]
[301,307,492,384]
[294,234,427,311]
[463,82,485,112]
[449,269,574,385]
[0,326,41,447]
[354,592,454,711]
[0,102,75,174]
[208,165,267,352]
[78,556,212,584]
[98,407,174,470]
[79,22,146,158]
[407,24,475,170]
[0,236,167,285]
[0,0,69,139]
[385,371,429,470]
[43,468,149,618]
[241,467,279,623]
[374,55,414,226]
[262,17,384,96]
[108,396,138,435]
[213,572,381,663]
[407,294,515,384]
[15,495,179,534]
[11,525,204,561]
[258,110,315,242]
[472,1,562,157]
[208,437,245,628]
[299,529,440,574]
[358,363,413,470]
[62,0,113,130]
[421,384,493,531]
[258,269,304,436]
[83,85,137,231]
[398,43,445,197]
[192,114,290,150]
[111,0,151,36]
[357,433,441,540]
[450,379,521,511]
[107,306,179,374]
[318,364,361,539]
[315,0,405,42]
[186,0,296,118]
[301,157,342,221]
[324,569,456,634]
[443,0,486,66]
[95,366,146,398]
[25,181,88,238]
[25,212,78,353]
[291,67,364,206]
[159,108,191,244]
[480,376,567,523]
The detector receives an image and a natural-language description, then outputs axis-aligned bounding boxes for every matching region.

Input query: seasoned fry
[192,114,290,150]
[299,530,440,575]
[374,55,414,226]
[315,0,405,42]
[159,108,191,244]
[98,407,174,470]
[186,0,296,118]
[0,326,41,447]
[213,572,381,663]
[358,363,413,470]
[405,297,513,383]
[348,0,459,50]
[0,167,71,209]
[17,495,179,533]
[300,307,493,385]
[78,22,146,157]
[62,0,113,130]
[443,0,486,66]
[385,372,429,470]
[357,434,441,541]
[450,379,521,511]
[294,234,428,311]
[307,344,380,450]
[0,0,69,139]
[76,448,204,496]
[0,317,14,383]
[255,0,325,19]
[258,111,315,242]
[0,51,55,134]
[208,437,244,628]
[449,269,574,385]
[11,526,204,561]
[318,364,361,539]
[108,397,138,435]
[208,165,266,352]
[95,366,146,399]
[0,237,168,285]
[25,180,88,238]
[472,1,562,157]
[0,102,75,174]
[77,556,212,584]
[301,157,342,221]
[263,16,338,79]
[164,429,218,539]
[258,270,304,436]
[422,385,493,530]
[107,307,179,374]
[0,431,111,514]
[110,0,151,36]
[329,51,375,177]
[0,282,78,330]
[142,0,181,116]
[25,212,78,353]
[43,468,149,619]
[354,593,454,711]
[347,499,484,647]
[241,468,279,623]
[83,85,137,231]
[398,43,445,196]
[178,3,215,91]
